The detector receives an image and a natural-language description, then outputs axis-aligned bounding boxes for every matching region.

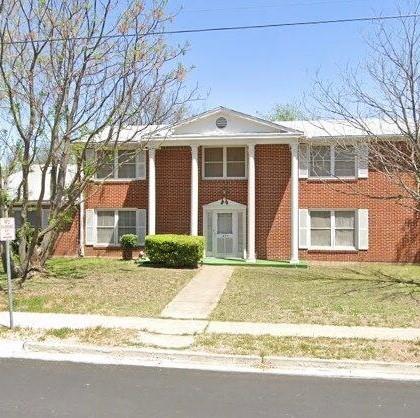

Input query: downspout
[79,194,85,257]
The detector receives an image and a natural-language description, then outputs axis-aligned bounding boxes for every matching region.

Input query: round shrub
[145,234,205,268]
[120,234,139,249]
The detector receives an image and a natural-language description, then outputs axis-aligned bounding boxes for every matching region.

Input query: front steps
[136,331,195,349]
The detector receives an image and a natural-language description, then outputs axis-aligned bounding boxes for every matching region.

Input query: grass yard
[211,263,420,327]
[194,334,420,363]
[0,257,195,317]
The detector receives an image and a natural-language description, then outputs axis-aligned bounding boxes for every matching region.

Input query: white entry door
[215,212,235,257]
[204,207,246,258]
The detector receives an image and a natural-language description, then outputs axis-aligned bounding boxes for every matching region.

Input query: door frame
[203,199,247,258]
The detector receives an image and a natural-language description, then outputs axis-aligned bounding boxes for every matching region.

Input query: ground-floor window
[92,209,146,246]
[309,210,355,249]
[12,207,50,229]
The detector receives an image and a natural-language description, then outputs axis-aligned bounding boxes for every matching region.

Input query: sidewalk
[1,311,420,341]
[161,265,233,319]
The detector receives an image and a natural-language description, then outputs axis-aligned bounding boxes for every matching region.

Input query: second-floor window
[203,147,246,179]
[310,145,356,178]
[96,150,145,180]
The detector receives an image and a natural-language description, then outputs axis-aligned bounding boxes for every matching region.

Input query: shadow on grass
[292,266,420,304]
[136,260,198,270]
[341,267,420,304]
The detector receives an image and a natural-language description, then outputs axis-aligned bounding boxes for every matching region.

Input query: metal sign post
[0,217,15,329]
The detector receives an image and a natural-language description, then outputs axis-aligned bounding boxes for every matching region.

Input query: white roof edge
[276,117,404,138]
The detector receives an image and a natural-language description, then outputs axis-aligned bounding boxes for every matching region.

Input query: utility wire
[3,13,420,45]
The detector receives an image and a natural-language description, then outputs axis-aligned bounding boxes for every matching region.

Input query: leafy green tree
[263,103,302,121]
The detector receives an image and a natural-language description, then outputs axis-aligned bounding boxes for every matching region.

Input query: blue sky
[163,0,401,116]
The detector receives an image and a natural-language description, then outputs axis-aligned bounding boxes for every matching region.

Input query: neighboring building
[9,107,420,263]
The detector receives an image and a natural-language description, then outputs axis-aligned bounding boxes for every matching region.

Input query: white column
[290,143,299,264]
[190,145,199,236]
[148,148,156,235]
[247,144,256,262]
[79,196,85,257]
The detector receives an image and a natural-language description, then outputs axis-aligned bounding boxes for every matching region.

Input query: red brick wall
[82,156,149,257]
[85,180,147,209]
[253,144,419,263]
[156,146,191,234]
[256,144,291,260]
[299,172,420,262]
[51,144,420,263]
[53,211,80,256]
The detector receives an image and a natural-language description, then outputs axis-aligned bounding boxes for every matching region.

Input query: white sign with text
[0,217,16,241]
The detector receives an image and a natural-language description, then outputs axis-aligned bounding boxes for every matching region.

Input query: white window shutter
[298,143,309,178]
[136,151,146,179]
[357,143,369,178]
[299,209,309,249]
[357,209,369,250]
[85,209,96,245]
[41,208,50,229]
[136,209,147,245]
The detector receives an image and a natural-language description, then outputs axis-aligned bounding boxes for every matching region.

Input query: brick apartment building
[9,107,420,263]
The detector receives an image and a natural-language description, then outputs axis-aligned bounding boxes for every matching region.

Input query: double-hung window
[96,210,138,246]
[96,210,116,244]
[309,145,356,178]
[203,147,246,179]
[310,210,356,249]
[13,207,50,229]
[96,150,144,180]
[117,151,136,179]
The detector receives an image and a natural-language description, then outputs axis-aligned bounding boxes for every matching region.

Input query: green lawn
[211,263,420,327]
[194,334,420,363]
[0,257,195,317]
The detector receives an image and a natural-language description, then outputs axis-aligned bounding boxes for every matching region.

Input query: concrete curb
[18,340,420,382]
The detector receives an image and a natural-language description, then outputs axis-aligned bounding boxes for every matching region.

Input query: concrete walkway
[1,311,420,342]
[160,265,234,319]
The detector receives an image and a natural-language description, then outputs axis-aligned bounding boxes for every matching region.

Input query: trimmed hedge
[145,234,205,268]
[120,234,138,249]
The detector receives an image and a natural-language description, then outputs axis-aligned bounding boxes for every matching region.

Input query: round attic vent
[216,117,227,129]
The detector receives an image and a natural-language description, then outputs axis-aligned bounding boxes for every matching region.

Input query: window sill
[92,178,146,183]
[90,244,144,249]
[202,177,248,181]
[306,177,358,182]
[307,247,358,253]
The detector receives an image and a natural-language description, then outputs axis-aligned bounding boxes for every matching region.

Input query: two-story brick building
[29,107,420,263]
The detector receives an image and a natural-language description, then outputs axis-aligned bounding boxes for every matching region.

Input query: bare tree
[310,5,420,212]
[0,0,193,283]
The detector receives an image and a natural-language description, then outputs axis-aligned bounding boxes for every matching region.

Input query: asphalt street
[0,358,418,417]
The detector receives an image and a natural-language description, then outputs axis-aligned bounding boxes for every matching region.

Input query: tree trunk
[122,248,133,261]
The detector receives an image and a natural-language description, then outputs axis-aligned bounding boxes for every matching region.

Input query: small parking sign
[0,217,16,241]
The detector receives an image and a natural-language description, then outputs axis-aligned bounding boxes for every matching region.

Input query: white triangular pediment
[171,107,301,136]
[204,199,247,209]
